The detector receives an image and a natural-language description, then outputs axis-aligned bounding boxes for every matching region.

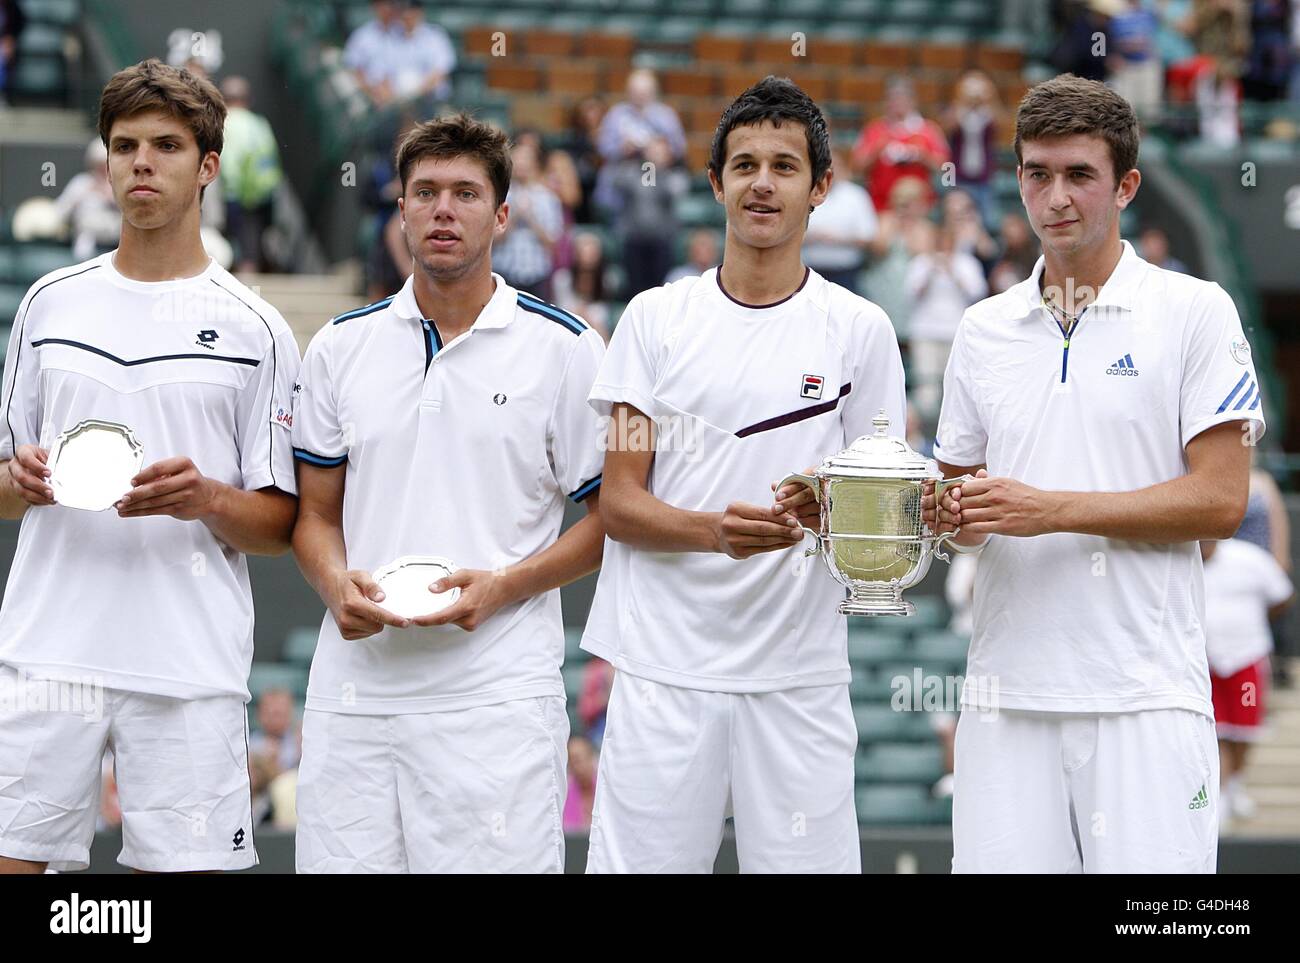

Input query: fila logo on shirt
[196,328,220,349]
[1106,354,1139,376]
[801,374,825,400]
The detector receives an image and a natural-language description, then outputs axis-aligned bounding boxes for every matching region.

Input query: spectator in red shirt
[852,77,951,213]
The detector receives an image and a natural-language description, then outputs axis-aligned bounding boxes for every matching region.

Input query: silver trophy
[779,411,971,617]
[47,420,144,512]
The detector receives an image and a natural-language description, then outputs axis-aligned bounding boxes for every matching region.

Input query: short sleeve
[549,328,607,502]
[291,326,347,469]
[0,299,43,461]
[840,304,907,442]
[235,325,301,494]
[1257,549,1293,608]
[934,318,988,467]
[588,291,660,419]
[1180,282,1266,448]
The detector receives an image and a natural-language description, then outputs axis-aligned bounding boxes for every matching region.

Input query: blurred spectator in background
[545,147,584,272]
[219,76,283,273]
[494,140,563,299]
[1050,0,1113,81]
[1243,0,1294,101]
[563,97,606,223]
[248,688,301,824]
[552,230,612,339]
[595,69,686,213]
[0,0,24,105]
[803,144,877,294]
[943,71,1001,229]
[988,212,1040,293]
[609,136,688,298]
[863,175,932,343]
[852,77,950,214]
[578,656,614,747]
[940,187,999,274]
[1138,225,1189,272]
[54,139,121,261]
[1191,0,1251,145]
[666,228,720,283]
[904,221,987,421]
[563,735,598,831]
[363,119,416,301]
[1200,538,1293,828]
[1108,0,1164,119]
[345,0,455,108]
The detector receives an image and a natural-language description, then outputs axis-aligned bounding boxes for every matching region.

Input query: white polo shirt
[581,267,907,692]
[291,274,605,714]
[1203,538,1291,677]
[936,240,1267,717]
[0,253,300,700]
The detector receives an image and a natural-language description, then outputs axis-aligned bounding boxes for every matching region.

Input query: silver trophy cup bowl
[780,410,971,617]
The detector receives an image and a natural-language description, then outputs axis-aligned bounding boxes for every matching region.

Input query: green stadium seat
[846,630,908,667]
[23,0,80,26]
[855,742,944,784]
[564,625,586,663]
[907,594,947,630]
[675,192,726,228]
[12,55,65,99]
[282,627,320,666]
[856,784,946,825]
[11,244,76,286]
[912,630,969,672]
[562,661,586,701]
[248,662,309,700]
[849,667,898,702]
[19,23,66,57]
[852,703,931,743]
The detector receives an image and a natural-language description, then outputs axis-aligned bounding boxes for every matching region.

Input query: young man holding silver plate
[581,77,906,873]
[0,60,301,874]
[926,75,1265,872]
[290,115,606,873]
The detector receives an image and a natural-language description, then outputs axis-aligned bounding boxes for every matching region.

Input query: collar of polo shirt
[1016,239,1146,321]
[389,272,516,330]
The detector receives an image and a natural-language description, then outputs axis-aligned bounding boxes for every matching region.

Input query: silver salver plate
[372,555,460,620]
[47,420,144,512]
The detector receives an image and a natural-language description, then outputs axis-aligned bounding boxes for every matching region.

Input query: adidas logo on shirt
[1188,785,1210,811]
[1106,354,1139,376]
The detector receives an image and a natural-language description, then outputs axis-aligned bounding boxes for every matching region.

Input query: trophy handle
[930,474,976,564]
[777,472,822,556]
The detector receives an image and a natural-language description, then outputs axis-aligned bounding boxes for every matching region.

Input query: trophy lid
[821,410,937,478]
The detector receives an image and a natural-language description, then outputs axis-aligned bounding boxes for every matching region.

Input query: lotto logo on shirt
[801,374,824,399]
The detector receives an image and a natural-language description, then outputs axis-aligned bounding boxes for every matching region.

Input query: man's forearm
[1049,474,1245,543]
[501,510,606,602]
[291,510,348,606]
[604,482,720,553]
[201,485,297,556]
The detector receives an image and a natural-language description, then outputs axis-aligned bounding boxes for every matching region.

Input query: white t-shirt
[904,251,988,342]
[291,274,606,714]
[936,241,1267,717]
[581,267,907,692]
[0,253,300,700]
[1203,538,1291,676]
[803,181,878,272]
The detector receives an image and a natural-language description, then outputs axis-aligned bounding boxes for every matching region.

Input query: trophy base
[838,584,914,617]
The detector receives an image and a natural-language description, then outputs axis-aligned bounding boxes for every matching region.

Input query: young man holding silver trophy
[926,75,1265,872]
[0,59,301,873]
[290,115,606,873]
[582,77,906,873]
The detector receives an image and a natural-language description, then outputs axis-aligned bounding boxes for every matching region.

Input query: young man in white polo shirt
[582,77,906,873]
[928,75,1266,872]
[291,115,606,873]
[0,60,300,874]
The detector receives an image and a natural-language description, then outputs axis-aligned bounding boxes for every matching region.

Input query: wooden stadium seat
[524,28,577,57]
[694,32,751,62]
[721,64,764,97]
[751,34,802,64]
[508,94,569,133]
[807,36,858,68]
[860,40,912,70]
[464,25,503,57]
[606,65,634,95]
[486,62,545,93]
[685,134,714,174]
[975,44,1023,73]
[834,73,886,106]
[548,60,603,97]
[788,68,832,101]
[577,31,636,59]
[917,43,967,71]
[689,103,722,135]
[913,77,944,110]
[661,66,718,97]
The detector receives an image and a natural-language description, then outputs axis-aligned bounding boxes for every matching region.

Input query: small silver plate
[372,555,460,620]
[48,420,144,512]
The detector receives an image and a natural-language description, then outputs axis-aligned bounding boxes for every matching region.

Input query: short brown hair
[1014,74,1139,187]
[395,114,512,206]
[97,59,227,159]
